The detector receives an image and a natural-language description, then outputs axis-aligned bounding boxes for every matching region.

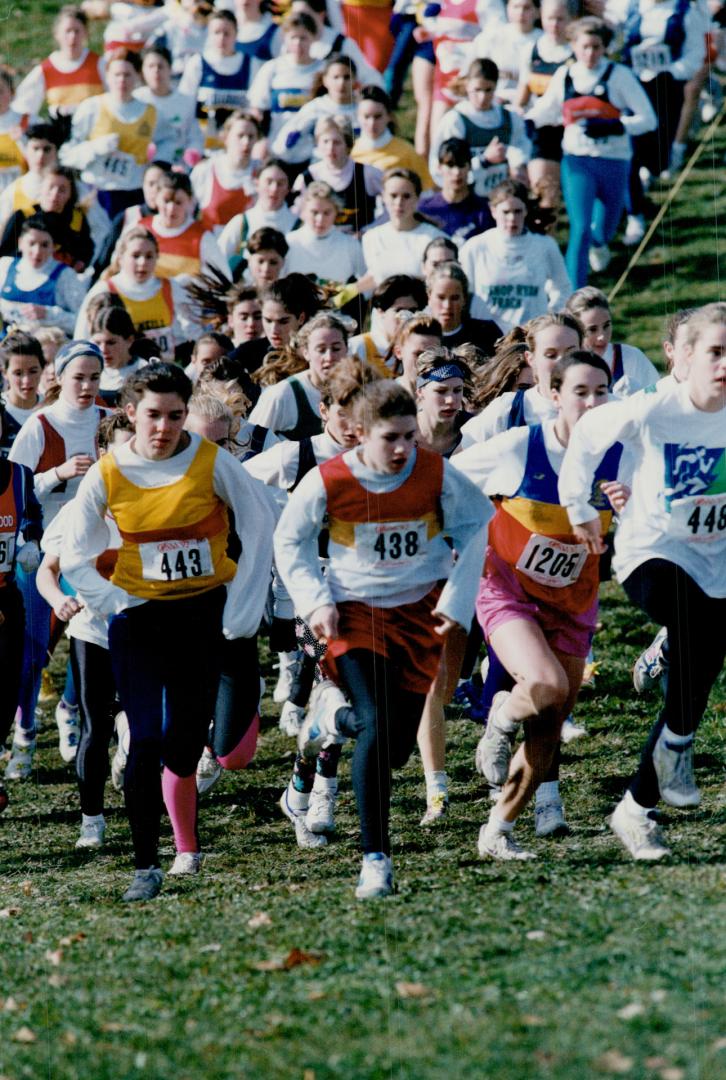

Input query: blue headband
[416,362,466,388]
[55,340,104,378]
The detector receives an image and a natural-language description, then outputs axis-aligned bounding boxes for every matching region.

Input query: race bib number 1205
[516,533,587,588]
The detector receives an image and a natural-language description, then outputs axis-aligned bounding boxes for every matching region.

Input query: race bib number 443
[356,520,428,566]
[668,494,726,543]
[139,538,213,582]
[516,533,587,588]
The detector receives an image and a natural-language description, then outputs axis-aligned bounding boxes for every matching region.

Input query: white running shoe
[474,692,515,786]
[652,733,700,808]
[273,650,303,704]
[76,815,106,850]
[278,700,306,737]
[306,787,337,834]
[561,715,587,743]
[420,791,449,827]
[196,747,222,795]
[534,800,569,837]
[5,739,36,780]
[297,680,352,759]
[168,852,204,876]
[610,799,670,861]
[588,244,611,273]
[122,867,163,902]
[111,712,129,792]
[355,852,394,900]
[56,700,80,763]
[477,825,535,861]
[632,626,669,693]
[623,214,646,246]
[279,791,327,849]
[638,166,653,190]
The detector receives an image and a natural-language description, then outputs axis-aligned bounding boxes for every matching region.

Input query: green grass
[2,7,726,1077]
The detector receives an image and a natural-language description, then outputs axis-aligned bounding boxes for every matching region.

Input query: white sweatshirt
[362,220,447,285]
[460,385,557,448]
[12,49,107,117]
[0,256,87,337]
[284,224,366,284]
[469,25,542,102]
[274,445,491,628]
[59,433,277,638]
[249,369,320,436]
[604,341,660,398]
[245,428,342,490]
[429,100,531,189]
[134,86,204,166]
[558,380,726,596]
[60,95,163,192]
[218,203,298,263]
[459,229,572,334]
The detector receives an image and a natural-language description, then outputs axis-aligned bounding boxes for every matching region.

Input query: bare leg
[417,625,468,774]
[675,65,708,145]
[412,56,434,158]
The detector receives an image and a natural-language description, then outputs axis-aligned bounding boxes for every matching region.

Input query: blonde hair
[188,388,235,427]
[684,301,726,348]
[106,226,158,279]
[299,180,343,213]
[525,312,583,350]
[295,310,351,353]
[314,115,354,149]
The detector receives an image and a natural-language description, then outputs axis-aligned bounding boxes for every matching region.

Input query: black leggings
[335,650,426,855]
[0,585,24,747]
[622,559,726,807]
[108,588,225,869]
[70,638,116,816]
[630,72,685,214]
[211,634,260,759]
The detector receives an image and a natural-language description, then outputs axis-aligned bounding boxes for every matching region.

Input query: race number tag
[667,493,726,543]
[0,532,15,573]
[102,153,132,179]
[631,44,670,75]
[139,538,213,582]
[355,520,428,567]
[475,162,510,195]
[516,533,587,588]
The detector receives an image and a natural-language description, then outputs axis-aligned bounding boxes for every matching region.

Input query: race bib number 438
[139,538,213,582]
[516,533,587,588]
[355,520,428,566]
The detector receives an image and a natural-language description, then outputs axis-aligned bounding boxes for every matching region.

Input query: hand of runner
[54,597,83,621]
[572,518,606,554]
[600,480,631,513]
[56,455,94,481]
[432,611,462,637]
[309,604,339,644]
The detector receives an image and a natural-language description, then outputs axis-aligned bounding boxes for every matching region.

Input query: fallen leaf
[307,989,326,1001]
[21,881,32,897]
[526,930,546,941]
[3,996,18,1012]
[59,932,86,947]
[659,1070,684,1080]
[252,958,285,972]
[283,948,322,970]
[596,1050,634,1074]
[12,1027,36,1044]
[45,949,63,967]
[101,1021,130,1033]
[22,932,33,944]
[713,1038,726,1052]
[303,1071,316,1080]
[395,981,433,1000]
[645,1058,668,1068]
[47,974,67,989]
[247,912,272,930]
[0,908,20,918]
[62,1031,77,1046]
[617,1002,645,1020]
[199,943,221,954]
[522,1014,546,1026]
[650,989,666,1003]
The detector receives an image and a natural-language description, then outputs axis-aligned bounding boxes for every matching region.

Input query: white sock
[492,698,519,734]
[623,789,654,818]
[425,770,448,799]
[486,810,515,835]
[312,775,337,794]
[535,781,560,805]
[81,813,104,826]
[286,782,309,814]
[662,725,692,747]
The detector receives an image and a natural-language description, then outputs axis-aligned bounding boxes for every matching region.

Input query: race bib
[103,153,132,179]
[144,328,170,356]
[139,538,213,582]
[631,44,670,75]
[0,532,15,573]
[667,493,726,543]
[355,520,428,567]
[474,162,510,195]
[516,533,588,588]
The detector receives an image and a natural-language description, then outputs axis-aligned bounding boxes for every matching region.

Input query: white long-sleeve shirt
[0,256,87,336]
[59,433,277,638]
[459,228,572,333]
[429,100,531,188]
[284,224,366,284]
[469,25,542,102]
[74,272,194,358]
[274,445,491,628]
[273,95,360,164]
[60,95,163,191]
[623,0,706,83]
[245,428,342,491]
[528,59,657,160]
[248,55,324,141]
[249,369,320,436]
[218,203,298,263]
[134,86,203,166]
[362,220,447,284]
[558,380,726,596]
[454,416,571,497]
[9,396,106,525]
[12,49,107,118]
[604,341,660,398]
[460,385,557,448]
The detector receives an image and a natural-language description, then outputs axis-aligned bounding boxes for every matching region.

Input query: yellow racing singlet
[90,98,156,165]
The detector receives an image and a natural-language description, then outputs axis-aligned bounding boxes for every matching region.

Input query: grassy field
[1,7,726,1079]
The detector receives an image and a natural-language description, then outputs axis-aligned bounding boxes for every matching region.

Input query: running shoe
[638,166,653,190]
[652,733,700,808]
[355,852,394,900]
[420,791,449,827]
[534,800,569,837]
[474,691,514,786]
[609,799,670,861]
[632,627,669,693]
[297,680,352,759]
[588,244,611,273]
[477,825,535,860]
[5,739,36,780]
[111,712,129,792]
[623,214,646,246]
[196,747,222,795]
[278,700,306,737]
[76,816,106,850]
[168,852,204,876]
[56,699,80,763]
[122,868,164,902]
[561,715,587,743]
[279,791,327,849]
[273,650,303,704]
[306,787,337,834]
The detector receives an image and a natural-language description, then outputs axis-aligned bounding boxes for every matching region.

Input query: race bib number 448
[668,494,726,543]
[355,520,428,566]
[516,533,587,588]
[139,538,213,582]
